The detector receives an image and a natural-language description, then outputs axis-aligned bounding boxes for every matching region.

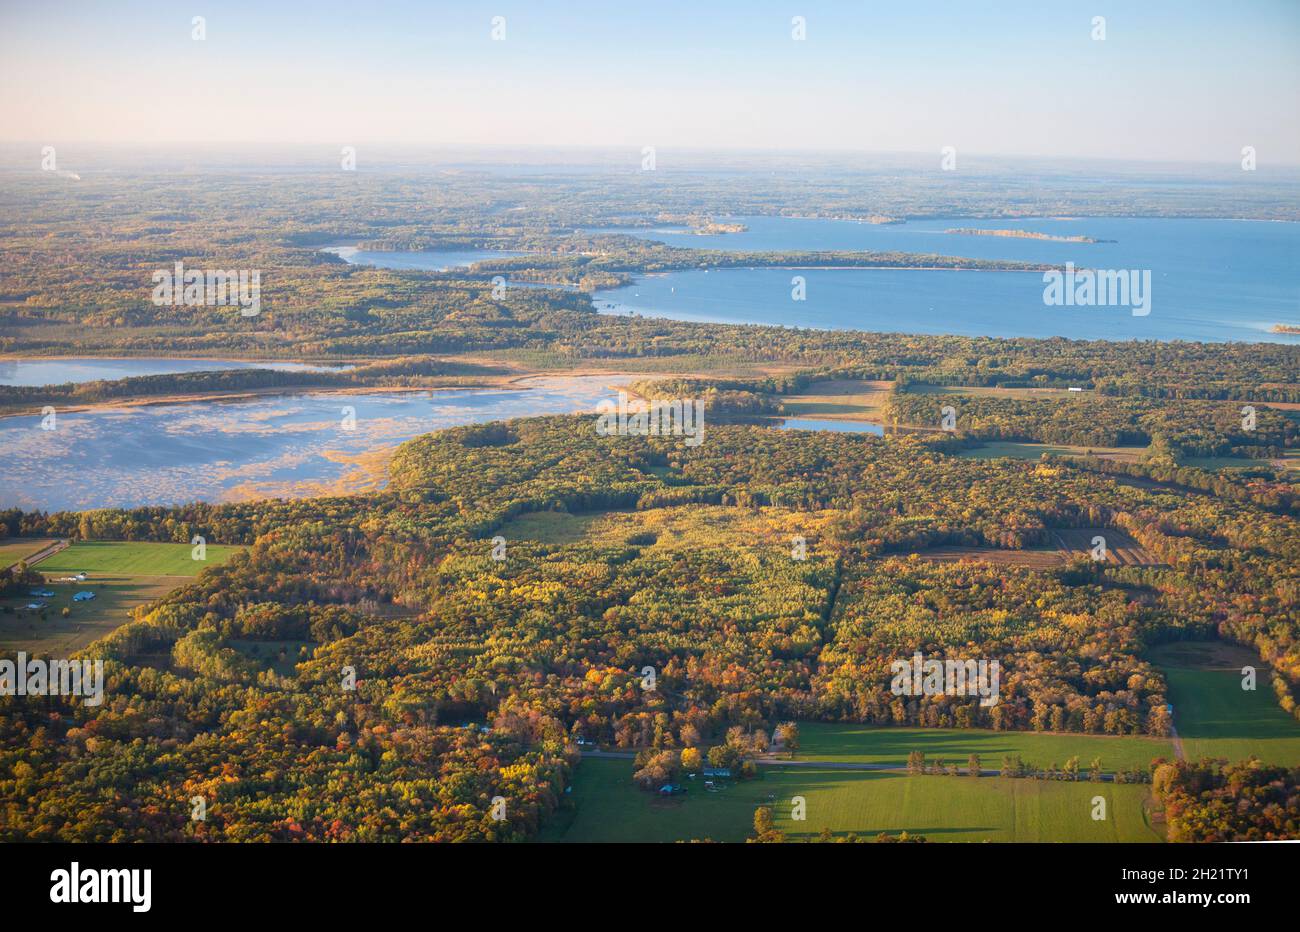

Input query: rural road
[1169,722,1186,761]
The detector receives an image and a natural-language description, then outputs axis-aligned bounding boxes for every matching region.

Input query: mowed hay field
[0,541,243,653]
[793,723,1174,773]
[912,527,1158,569]
[914,545,1066,569]
[540,758,1160,843]
[1053,528,1157,566]
[498,503,845,556]
[34,541,242,577]
[0,538,57,568]
[766,768,1159,843]
[779,379,892,422]
[1150,642,1300,766]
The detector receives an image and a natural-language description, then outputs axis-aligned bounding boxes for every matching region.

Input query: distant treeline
[884,390,1296,459]
[0,357,509,414]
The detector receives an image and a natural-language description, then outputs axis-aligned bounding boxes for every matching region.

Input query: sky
[1,0,1297,164]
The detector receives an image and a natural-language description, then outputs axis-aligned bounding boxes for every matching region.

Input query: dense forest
[883,391,1296,459]
[1,165,1297,842]
[2,412,1297,840]
[1155,758,1300,841]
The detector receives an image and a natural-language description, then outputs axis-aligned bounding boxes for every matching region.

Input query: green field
[0,538,57,568]
[496,504,842,554]
[780,380,891,422]
[36,541,242,577]
[791,722,1174,773]
[495,511,603,546]
[1151,642,1300,765]
[540,757,1161,843]
[1,541,243,653]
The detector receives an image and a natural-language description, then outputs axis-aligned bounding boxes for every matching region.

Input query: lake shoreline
[0,383,491,421]
[589,214,1300,344]
[672,264,1053,272]
[0,353,357,366]
[0,368,645,421]
[0,373,636,512]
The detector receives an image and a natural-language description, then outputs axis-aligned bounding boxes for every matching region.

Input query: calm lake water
[591,216,1299,343]
[0,376,619,512]
[779,418,884,435]
[0,357,351,387]
[325,246,526,271]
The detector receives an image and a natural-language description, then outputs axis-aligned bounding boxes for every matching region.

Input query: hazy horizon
[2,0,1298,165]
[4,143,1300,178]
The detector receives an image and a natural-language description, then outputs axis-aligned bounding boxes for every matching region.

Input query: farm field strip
[1150,643,1300,766]
[0,538,59,570]
[1,541,244,653]
[541,757,1161,843]
[790,723,1175,773]
[906,526,1158,568]
[34,540,243,577]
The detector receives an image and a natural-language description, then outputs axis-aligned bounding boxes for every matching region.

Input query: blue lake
[778,418,884,435]
[325,246,526,271]
[591,216,1299,343]
[0,357,351,387]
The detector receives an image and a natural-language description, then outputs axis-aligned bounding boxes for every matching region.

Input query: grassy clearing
[539,757,764,843]
[907,527,1155,568]
[497,504,844,555]
[1150,642,1300,766]
[912,546,1066,569]
[1053,527,1157,565]
[766,768,1159,843]
[491,511,603,546]
[0,541,243,653]
[781,379,891,422]
[0,576,181,654]
[36,541,242,577]
[540,757,1160,843]
[0,538,56,568]
[792,722,1174,773]
[228,638,315,676]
